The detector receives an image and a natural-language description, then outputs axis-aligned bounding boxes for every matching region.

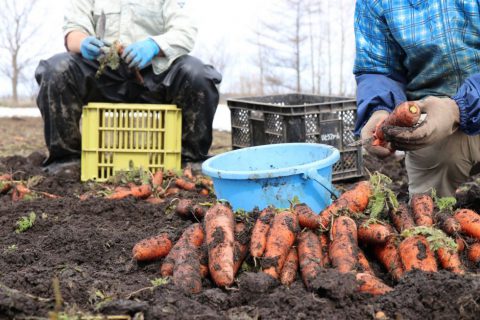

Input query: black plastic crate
[227,93,363,181]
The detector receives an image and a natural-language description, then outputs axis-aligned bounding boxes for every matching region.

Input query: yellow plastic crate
[81,103,182,181]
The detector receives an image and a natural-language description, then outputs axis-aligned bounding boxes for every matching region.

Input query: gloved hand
[361,110,393,158]
[121,38,160,69]
[80,36,107,60]
[383,96,460,150]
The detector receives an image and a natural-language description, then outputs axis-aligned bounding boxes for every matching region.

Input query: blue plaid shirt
[354,0,480,135]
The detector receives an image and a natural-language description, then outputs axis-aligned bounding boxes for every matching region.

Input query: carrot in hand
[297,231,323,289]
[411,194,434,227]
[132,233,172,261]
[320,181,372,228]
[205,203,235,287]
[250,207,275,258]
[358,221,393,245]
[454,209,480,240]
[262,210,299,279]
[356,273,393,296]
[373,237,404,281]
[329,216,358,273]
[280,247,298,286]
[389,203,415,233]
[399,235,437,272]
[294,203,321,229]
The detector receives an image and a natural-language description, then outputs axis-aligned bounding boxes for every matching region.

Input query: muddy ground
[1,117,480,319]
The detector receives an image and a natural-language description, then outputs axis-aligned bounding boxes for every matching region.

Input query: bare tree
[0,0,42,103]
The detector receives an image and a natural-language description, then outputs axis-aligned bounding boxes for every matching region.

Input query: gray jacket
[64,0,197,74]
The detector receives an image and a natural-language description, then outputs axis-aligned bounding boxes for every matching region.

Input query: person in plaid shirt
[354,0,480,196]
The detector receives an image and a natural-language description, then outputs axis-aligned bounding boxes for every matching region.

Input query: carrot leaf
[366,172,398,222]
[401,226,456,251]
[432,189,456,213]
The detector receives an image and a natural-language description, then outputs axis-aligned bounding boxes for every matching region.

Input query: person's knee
[177,56,221,85]
[35,53,78,83]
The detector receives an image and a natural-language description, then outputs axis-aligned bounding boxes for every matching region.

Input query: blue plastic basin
[202,143,340,212]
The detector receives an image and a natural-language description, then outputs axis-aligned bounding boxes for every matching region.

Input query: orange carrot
[145,196,165,204]
[329,216,358,273]
[199,188,209,196]
[297,231,323,289]
[399,235,437,272]
[319,233,330,267]
[373,237,404,281]
[160,224,204,277]
[262,210,299,279]
[437,247,464,274]
[183,166,194,181]
[294,203,321,229]
[357,249,374,275]
[198,178,213,188]
[205,203,235,287]
[358,222,393,245]
[280,247,298,286]
[130,184,152,199]
[356,273,393,296]
[175,178,196,191]
[467,242,480,266]
[250,207,275,258]
[106,189,132,200]
[454,209,480,240]
[132,233,172,261]
[176,199,194,219]
[152,170,164,188]
[456,237,466,252]
[320,181,372,228]
[373,101,421,147]
[233,222,249,276]
[173,224,205,294]
[389,203,415,233]
[0,174,12,194]
[436,212,461,236]
[411,194,434,227]
[164,187,180,197]
[11,184,32,202]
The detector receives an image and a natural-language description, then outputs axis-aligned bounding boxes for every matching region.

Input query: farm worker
[35,0,222,173]
[354,0,480,197]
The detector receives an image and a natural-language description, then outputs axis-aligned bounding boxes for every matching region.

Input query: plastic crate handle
[303,168,340,200]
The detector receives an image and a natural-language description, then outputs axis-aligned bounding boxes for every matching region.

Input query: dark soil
[1,152,479,319]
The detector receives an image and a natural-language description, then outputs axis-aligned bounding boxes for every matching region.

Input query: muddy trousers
[35,53,222,165]
[406,130,480,197]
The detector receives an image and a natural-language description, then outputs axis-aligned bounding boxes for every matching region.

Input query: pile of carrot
[130,175,480,296]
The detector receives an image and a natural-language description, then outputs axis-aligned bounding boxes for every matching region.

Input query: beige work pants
[406,131,480,197]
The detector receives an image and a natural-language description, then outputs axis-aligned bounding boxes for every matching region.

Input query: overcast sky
[0,0,356,98]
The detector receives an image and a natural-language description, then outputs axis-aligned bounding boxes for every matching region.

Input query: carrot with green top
[399,235,437,272]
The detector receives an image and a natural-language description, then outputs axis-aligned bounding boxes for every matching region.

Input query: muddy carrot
[106,190,132,200]
[262,210,299,279]
[172,225,205,294]
[319,233,330,267]
[437,247,464,274]
[280,247,298,286]
[164,187,180,197]
[152,170,164,188]
[454,209,480,240]
[198,178,213,188]
[329,216,358,273]
[456,237,466,252]
[199,189,209,196]
[176,199,194,219]
[11,184,31,201]
[0,174,12,194]
[132,233,172,261]
[389,203,415,233]
[294,203,321,229]
[199,243,209,278]
[373,237,404,281]
[233,222,249,276]
[356,273,393,296]
[320,181,372,228]
[160,224,204,277]
[250,207,275,258]
[130,184,152,199]
[176,178,196,191]
[467,242,480,266]
[183,166,194,181]
[358,221,393,245]
[399,235,437,272]
[436,212,461,236]
[145,196,165,204]
[373,101,421,147]
[357,249,374,275]
[205,203,235,287]
[297,231,323,289]
[411,194,434,227]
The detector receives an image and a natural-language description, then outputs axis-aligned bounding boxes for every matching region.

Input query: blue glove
[122,38,160,69]
[80,36,106,60]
